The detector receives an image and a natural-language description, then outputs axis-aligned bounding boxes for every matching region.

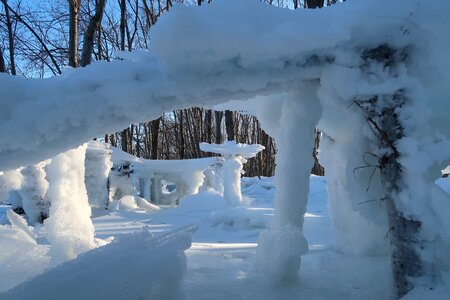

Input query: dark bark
[225,110,234,141]
[2,0,16,75]
[215,111,223,144]
[68,0,79,68]
[305,0,324,9]
[81,0,107,67]
[6,3,62,74]
[179,110,185,159]
[311,129,325,176]
[150,117,161,159]
[357,45,421,298]
[120,0,126,51]
[0,47,6,73]
[205,109,213,144]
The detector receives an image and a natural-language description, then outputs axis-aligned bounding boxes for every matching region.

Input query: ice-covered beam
[1,0,448,171]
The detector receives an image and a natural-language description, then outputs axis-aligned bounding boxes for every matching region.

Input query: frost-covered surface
[0,0,449,297]
[0,175,398,299]
[18,162,50,224]
[200,141,264,207]
[2,228,192,300]
[44,145,96,265]
[110,145,222,205]
[199,141,265,159]
[85,141,112,210]
[0,0,448,172]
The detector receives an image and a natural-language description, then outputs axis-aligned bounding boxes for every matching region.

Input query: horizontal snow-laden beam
[0,0,448,171]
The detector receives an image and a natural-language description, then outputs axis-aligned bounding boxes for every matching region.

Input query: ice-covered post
[19,161,50,224]
[257,89,322,282]
[44,144,96,265]
[85,141,112,210]
[354,45,422,298]
[200,141,264,207]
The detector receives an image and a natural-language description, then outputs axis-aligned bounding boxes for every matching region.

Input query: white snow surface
[199,141,264,159]
[0,0,449,298]
[0,176,399,299]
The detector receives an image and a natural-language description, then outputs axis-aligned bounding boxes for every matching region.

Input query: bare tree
[0,46,6,73]
[2,0,16,75]
[68,0,80,68]
[81,0,107,67]
[225,110,234,141]
[304,0,324,9]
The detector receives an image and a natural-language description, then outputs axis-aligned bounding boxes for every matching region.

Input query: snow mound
[1,227,194,300]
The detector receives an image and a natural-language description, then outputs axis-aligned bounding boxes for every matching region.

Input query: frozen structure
[200,141,264,206]
[85,141,112,210]
[0,0,449,298]
[109,145,222,206]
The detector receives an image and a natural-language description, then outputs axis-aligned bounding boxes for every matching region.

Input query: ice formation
[200,141,264,206]
[0,0,448,294]
[44,145,96,265]
[85,141,112,210]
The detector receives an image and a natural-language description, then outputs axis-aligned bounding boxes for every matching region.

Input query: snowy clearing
[0,176,399,299]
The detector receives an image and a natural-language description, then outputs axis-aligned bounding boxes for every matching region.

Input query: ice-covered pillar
[19,161,50,224]
[150,175,163,204]
[85,141,112,210]
[44,144,96,265]
[257,89,322,282]
[199,141,264,207]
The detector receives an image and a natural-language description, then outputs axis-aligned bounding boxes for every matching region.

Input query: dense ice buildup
[200,141,264,206]
[0,0,448,295]
[85,141,112,210]
[44,145,96,265]
[18,161,50,224]
[256,88,321,282]
[0,169,23,207]
[1,227,194,300]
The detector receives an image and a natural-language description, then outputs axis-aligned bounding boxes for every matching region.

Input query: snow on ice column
[19,161,50,224]
[44,144,96,265]
[85,141,112,210]
[199,141,264,207]
[257,90,322,282]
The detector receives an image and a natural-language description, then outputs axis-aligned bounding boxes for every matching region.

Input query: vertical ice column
[257,89,322,282]
[85,141,112,210]
[19,161,50,224]
[45,144,96,265]
[199,141,264,207]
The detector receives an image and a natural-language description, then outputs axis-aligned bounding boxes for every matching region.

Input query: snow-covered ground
[0,175,402,299]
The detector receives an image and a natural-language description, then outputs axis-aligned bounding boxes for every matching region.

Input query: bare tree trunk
[68,0,80,68]
[305,0,324,9]
[0,47,6,73]
[2,0,16,75]
[81,0,107,67]
[120,0,126,51]
[150,117,160,159]
[205,109,212,144]
[225,110,234,141]
[311,129,324,175]
[357,45,422,299]
[215,111,223,144]
[179,111,185,159]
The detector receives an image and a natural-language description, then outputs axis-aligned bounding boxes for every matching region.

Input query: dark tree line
[105,109,277,177]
